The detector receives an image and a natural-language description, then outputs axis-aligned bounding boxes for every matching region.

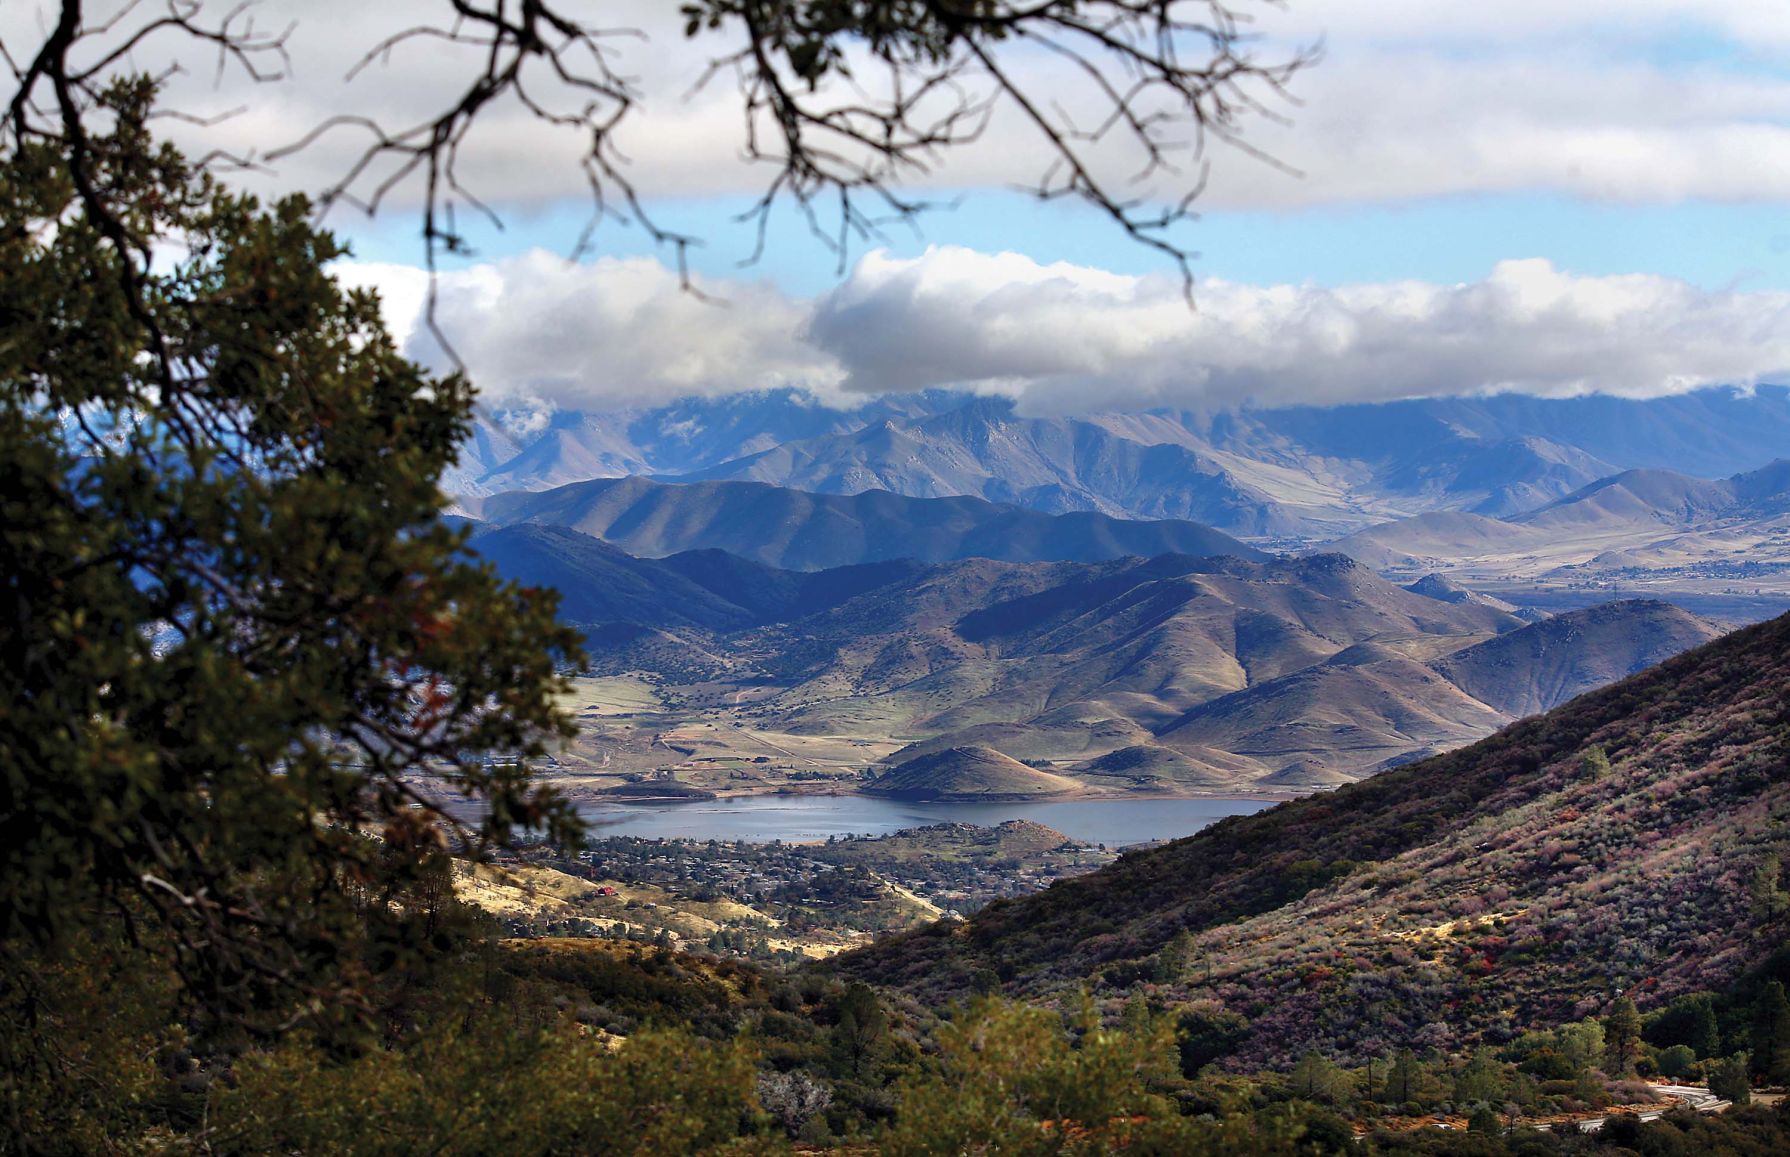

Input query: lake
[572,793,1276,847]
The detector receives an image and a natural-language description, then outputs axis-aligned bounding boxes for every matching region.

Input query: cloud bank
[10,0,1790,214]
[339,247,1790,415]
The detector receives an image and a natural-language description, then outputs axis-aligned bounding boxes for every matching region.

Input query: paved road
[1557,1085,1729,1134]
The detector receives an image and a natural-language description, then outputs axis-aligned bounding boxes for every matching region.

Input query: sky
[13,1,1790,414]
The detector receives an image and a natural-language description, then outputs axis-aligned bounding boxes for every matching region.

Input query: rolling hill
[474,525,1724,786]
[863,746,1081,801]
[468,523,924,632]
[836,609,1790,1065]
[472,475,1266,570]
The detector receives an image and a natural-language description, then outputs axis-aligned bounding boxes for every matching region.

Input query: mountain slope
[676,396,1617,539]
[1431,599,1725,716]
[1516,458,1790,532]
[469,523,921,633]
[476,475,1267,570]
[838,610,1789,1065]
[447,387,1790,553]
[1402,573,1522,614]
[1329,512,1548,570]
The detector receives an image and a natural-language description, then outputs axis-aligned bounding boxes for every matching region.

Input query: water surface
[574,793,1274,847]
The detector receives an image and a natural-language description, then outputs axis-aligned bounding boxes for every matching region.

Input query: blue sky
[343,188,1790,297]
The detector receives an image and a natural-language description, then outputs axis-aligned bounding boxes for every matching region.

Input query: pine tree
[1604,997,1642,1076]
[1689,996,1722,1059]
[1289,1052,1354,1104]
[1750,980,1790,1084]
[1453,1049,1510,1104]
[829,983,889,1082]
[1386,1048,1426,1107]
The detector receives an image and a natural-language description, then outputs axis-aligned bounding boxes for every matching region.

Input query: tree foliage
[0,82,582,1031]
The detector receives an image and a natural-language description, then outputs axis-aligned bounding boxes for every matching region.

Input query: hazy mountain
[440,411,526,499]
[1515,458,1790,532]
[459,389,962,497]
[1431,600,1724,716]
[474,475,1266,570]
[674,396,1615,538]
[444,387,1790,547]
[673,396,1344,537]
[837,609,1789,1066]
[1329,458,1790,581]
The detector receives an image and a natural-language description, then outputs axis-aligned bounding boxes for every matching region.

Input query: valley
[463,526,1725,796]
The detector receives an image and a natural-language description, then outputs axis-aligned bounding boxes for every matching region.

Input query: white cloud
[334,246,1790,412]
[344,250,841,409]
[808,247,1790,410]
[10,0,1790,219]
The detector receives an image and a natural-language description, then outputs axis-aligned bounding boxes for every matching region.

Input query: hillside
[837,610,1790,1065]
[476,525,1722,786]
[1329,459,1790,598]
[1432,600,1725,717]
[863,746,1082,801]
[1330,511,1548,571]
[474,474,1265,570]
[1402,573,1522,614]
[470,522,924,632]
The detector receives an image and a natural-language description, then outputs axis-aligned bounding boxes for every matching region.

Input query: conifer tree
[1604,997,1643,1076]
[1751,980,1790,1084]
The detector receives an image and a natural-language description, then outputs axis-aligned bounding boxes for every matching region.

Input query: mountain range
[1334,458,1790,577]
[444,385,1790,544]
[469,475,1263,570]
[836,607,1790,1066]
[473,523,1723,786]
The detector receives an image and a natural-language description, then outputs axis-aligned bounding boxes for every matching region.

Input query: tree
[1557,1020,1606,1074]
[1453,1049,1510,1105]
[1582,745,1612,781]
[1750,855,1787,918]
[1647,992,1722,1060]
[1604,996,1643,1076]
[1176,1001,1250,1077]
[1156,929,1198,982]
[1709,1054,1752,1105]
[1385,1048,1429,1108]
[0,82,583,1039]
[1750,980,1790,1084]
[829,982,890,1082]
[1288,1052,1355,1105]
[1656,1044,1697,1079]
